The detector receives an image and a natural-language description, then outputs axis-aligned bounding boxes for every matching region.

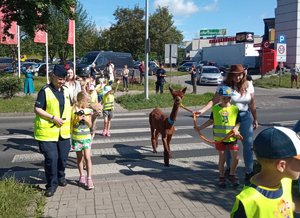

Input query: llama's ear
[182,87,187,94]
[169,86,174,93]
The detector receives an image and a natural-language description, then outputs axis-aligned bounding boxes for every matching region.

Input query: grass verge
[253,74,293,89]
[117,91,214,111]
[0,177,45,217]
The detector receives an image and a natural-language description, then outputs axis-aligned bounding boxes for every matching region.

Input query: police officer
[34,65,72,197]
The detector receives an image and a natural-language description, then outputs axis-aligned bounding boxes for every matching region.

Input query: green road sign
[200,29,227,36]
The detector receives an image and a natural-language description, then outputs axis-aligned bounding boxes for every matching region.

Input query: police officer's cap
[52,65,67,78]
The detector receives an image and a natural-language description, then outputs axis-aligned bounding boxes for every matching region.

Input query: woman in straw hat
[195,64,258,184]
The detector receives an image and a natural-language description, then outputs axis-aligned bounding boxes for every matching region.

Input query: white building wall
[275,0,300,66]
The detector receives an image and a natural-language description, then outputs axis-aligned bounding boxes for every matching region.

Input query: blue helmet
[218,85,234,97]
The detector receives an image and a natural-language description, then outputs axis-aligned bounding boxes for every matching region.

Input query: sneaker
[228,175,240,187]
[86,178,94,190]
[218,177,226,188]
[106,131,111,137]
[102,129,107,136]
[78,175,86,186]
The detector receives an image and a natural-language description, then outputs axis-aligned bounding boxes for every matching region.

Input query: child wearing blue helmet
[197,85,241,187]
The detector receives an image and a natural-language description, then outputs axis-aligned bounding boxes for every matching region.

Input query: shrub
[0,75,22,98]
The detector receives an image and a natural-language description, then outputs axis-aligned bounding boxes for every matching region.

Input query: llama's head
[169,86,187,105]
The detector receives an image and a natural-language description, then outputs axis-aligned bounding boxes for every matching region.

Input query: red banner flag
[67,6,75,45]
[0,21,17,45]
[67,19,75,45]
[34,29,46,43]
[0,7,17,45]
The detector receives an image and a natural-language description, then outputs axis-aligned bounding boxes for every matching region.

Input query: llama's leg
[162,135,170,167]
[151,128,158,153]
[167,134,173,158]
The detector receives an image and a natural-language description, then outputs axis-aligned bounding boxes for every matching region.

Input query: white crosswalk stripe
[12,142,211,163]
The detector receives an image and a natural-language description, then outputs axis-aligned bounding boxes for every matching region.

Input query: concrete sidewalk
[44,168,238,218]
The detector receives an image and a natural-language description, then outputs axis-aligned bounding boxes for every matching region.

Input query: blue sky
[80,0,277,41]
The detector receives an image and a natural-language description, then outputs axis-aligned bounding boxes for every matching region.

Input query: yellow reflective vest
[212,104,239,142]
[231,178,294,218]
[103,93,114,111]
[34,86,71,141]
[71,108,93,141]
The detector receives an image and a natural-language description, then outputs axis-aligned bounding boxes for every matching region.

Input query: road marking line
[5,155,220,180]
[12,142,210,163]
[0,126,198,140]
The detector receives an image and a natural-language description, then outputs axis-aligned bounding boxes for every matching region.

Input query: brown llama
[149,86,187,166]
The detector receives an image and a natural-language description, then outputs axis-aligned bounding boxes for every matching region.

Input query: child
[95,77,106,103]
[102,80,120,137]
[197,85,241,187]
[71,91,94,190]
[231,126,300,217]
[87,83,102,138]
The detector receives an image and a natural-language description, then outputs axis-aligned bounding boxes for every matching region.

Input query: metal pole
[144,0,149,100]
[169,44,172,84]
[46,32,49,83]
[73,17,76,75]
[17,25,21,78]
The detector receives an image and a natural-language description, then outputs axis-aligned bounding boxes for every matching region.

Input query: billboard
[200,29,227,36]
[235,32,254,43]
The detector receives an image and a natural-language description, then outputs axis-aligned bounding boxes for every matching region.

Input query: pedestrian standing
[23,65,34,95]
[280,62,285,74]
[101,80,120,137]
[139,61,145,85]
[71,91,94,190]
[34,65,71,197]
[155,63,167,94]
[64,66,81,103]
[190,64,197,94]
[290,64,299,89]
[121,64,129,92]
[195,64,258,183]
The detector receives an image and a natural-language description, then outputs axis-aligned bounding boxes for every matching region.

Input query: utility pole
[144,0,149,100]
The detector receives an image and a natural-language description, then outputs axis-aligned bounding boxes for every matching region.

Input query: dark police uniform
[34,65,71,197]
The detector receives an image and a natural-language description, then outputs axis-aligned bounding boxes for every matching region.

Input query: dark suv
[0,57,14,73]
[76,51,135,78]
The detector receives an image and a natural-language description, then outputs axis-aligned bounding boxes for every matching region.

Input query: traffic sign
[276,43,287,62]
[264,41,270,48]
[278,35,286,43]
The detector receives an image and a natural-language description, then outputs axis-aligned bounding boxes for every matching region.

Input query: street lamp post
[144,0,149,100]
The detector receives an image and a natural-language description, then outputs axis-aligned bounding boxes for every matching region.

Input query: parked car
[3,62,39,74]
[197,66,224,85]
[148,61,159,75]
[177,62,198,72]
[0,57,14,73]
[38,63,55,76]
[133,60,141,69]
[77,51,134,78]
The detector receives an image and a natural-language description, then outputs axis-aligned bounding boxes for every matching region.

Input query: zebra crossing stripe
[12,142,210,163]
[5,155,220,180]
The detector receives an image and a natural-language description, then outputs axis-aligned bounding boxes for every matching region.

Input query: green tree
[106,6,145,60]
[97,6,183,62]
[149,7,183,62]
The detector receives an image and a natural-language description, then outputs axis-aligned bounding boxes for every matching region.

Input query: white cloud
[153,0,199,16]
[200,0,219,12]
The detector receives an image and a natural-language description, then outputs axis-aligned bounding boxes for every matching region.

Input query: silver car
[197,66,224,85]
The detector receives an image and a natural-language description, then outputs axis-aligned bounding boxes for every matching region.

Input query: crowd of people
[31,61,300,217]
[33,61,120,197]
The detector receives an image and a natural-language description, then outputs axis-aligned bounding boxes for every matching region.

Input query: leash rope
[179,103,243,145]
